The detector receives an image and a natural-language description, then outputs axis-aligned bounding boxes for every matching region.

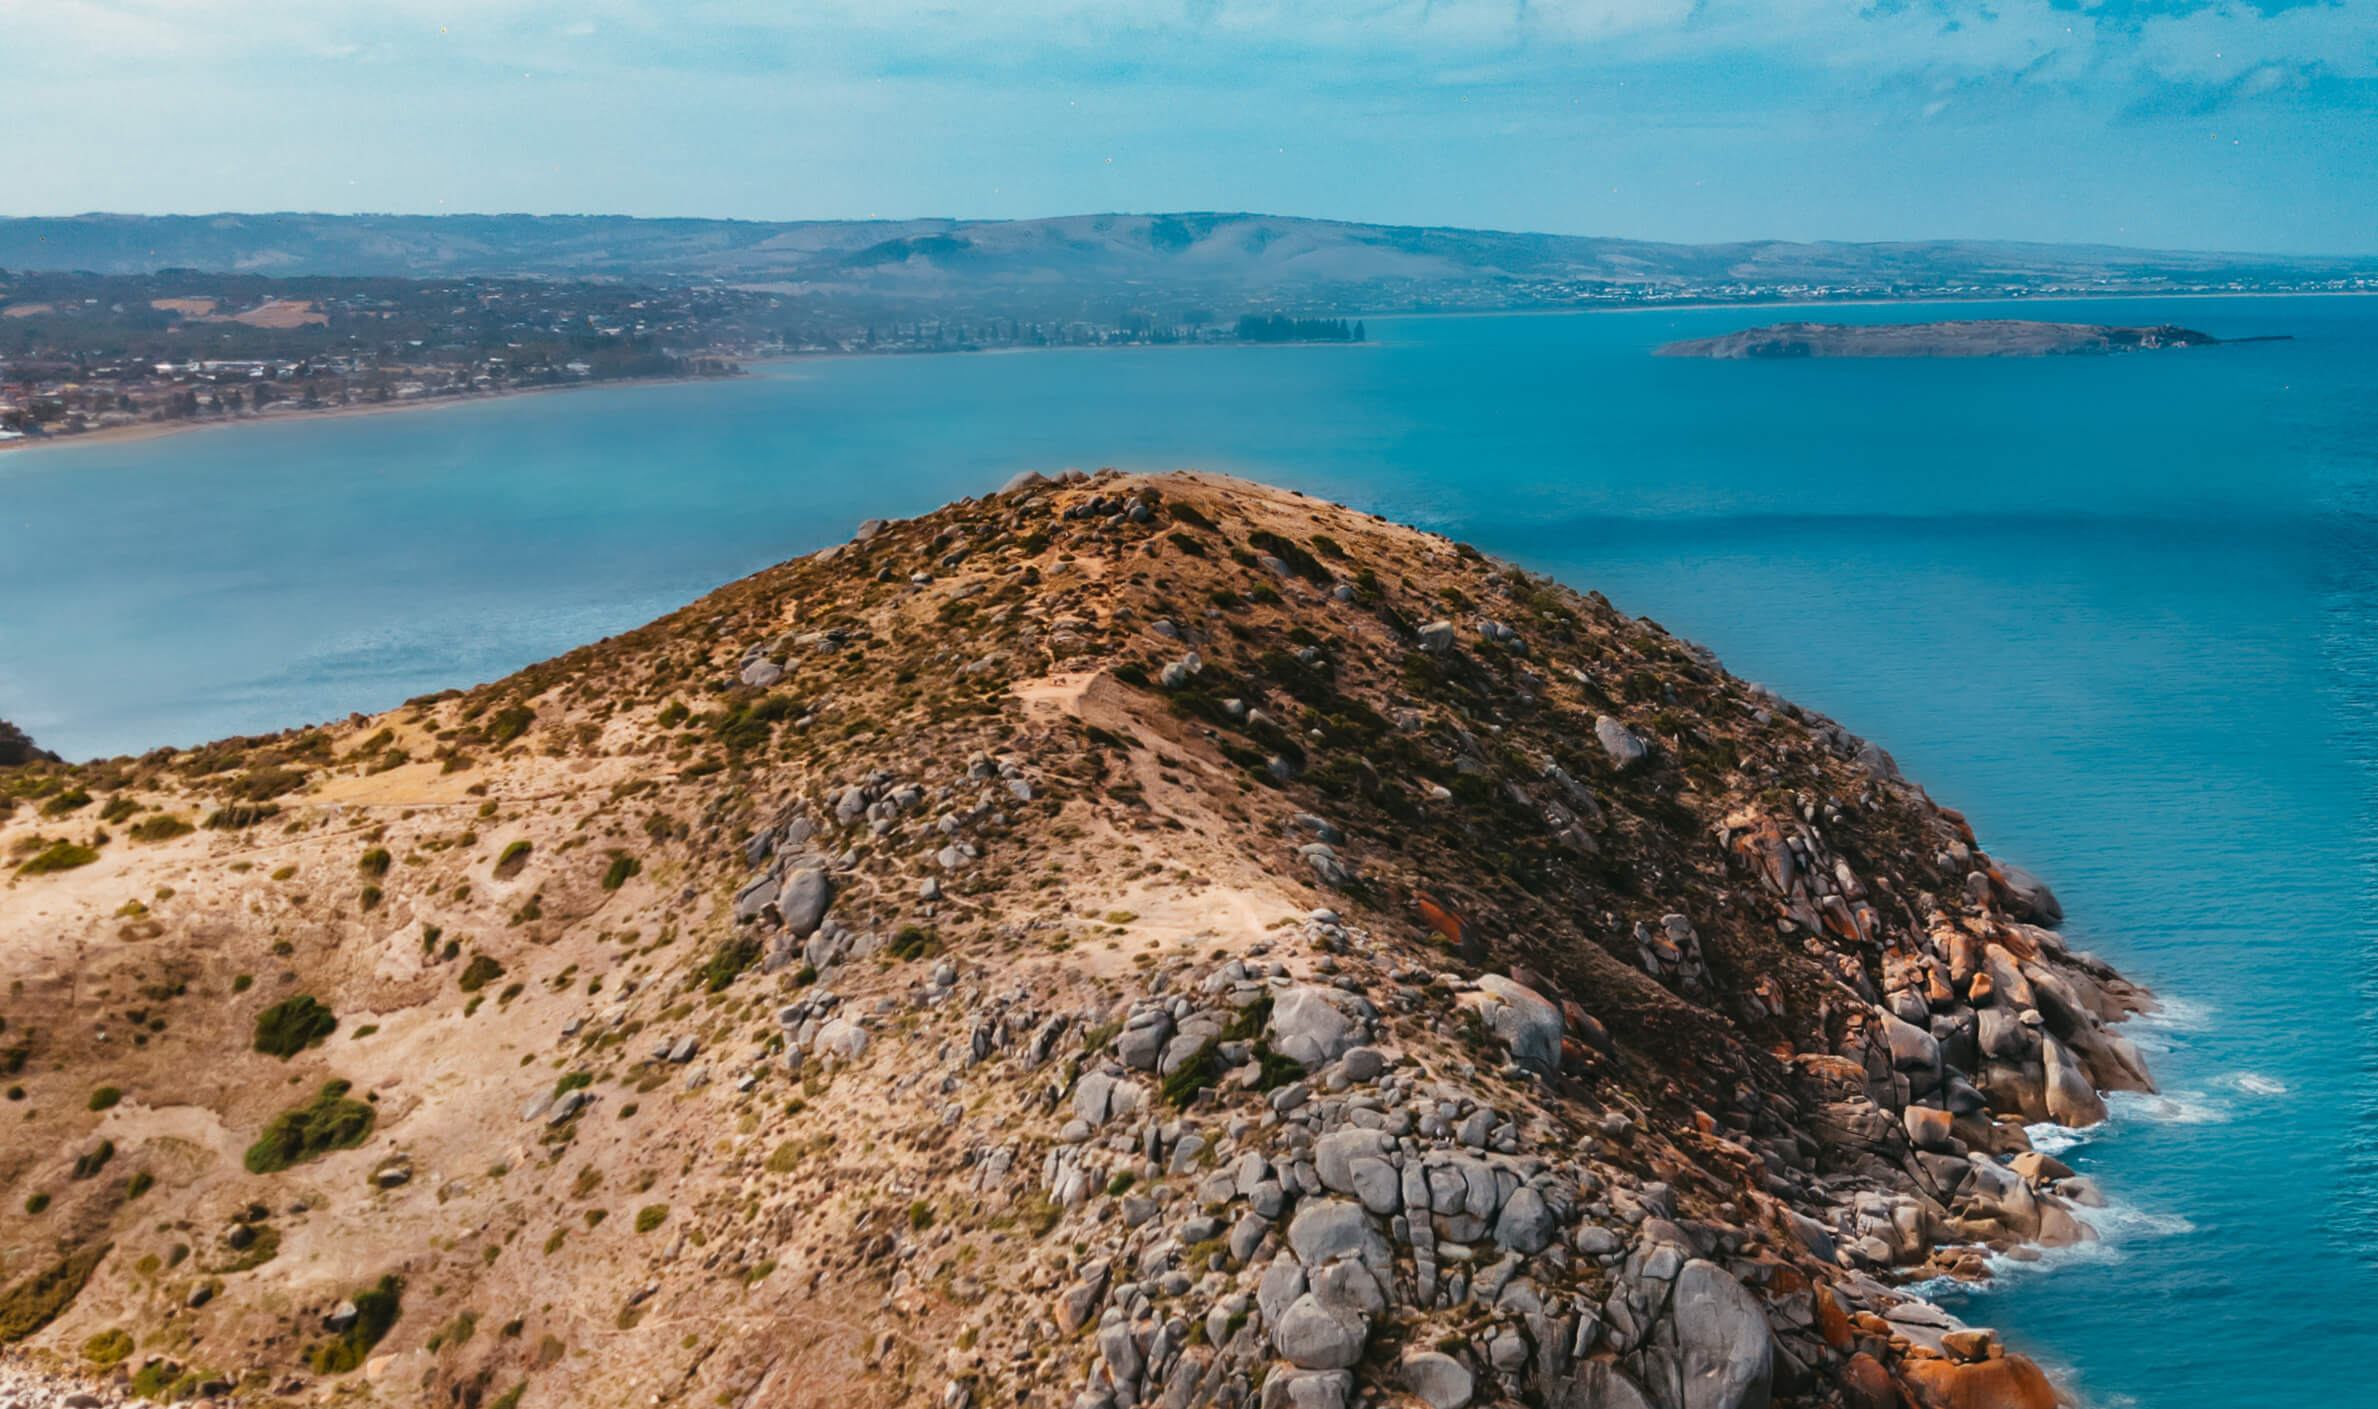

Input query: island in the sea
[1656,318,2254,359]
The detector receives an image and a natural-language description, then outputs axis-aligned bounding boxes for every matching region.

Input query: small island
[1656,318,2251,359]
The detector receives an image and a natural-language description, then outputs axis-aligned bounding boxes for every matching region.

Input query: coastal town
[0,271,1367,445]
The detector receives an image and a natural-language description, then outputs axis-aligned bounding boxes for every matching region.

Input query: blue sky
[4,1,2373,252]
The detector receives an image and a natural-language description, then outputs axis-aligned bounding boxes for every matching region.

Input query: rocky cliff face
[0,472,2151,1409]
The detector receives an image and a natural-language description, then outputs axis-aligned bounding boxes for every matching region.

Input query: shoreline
[0,370,733,459]
[6,285,2357,460]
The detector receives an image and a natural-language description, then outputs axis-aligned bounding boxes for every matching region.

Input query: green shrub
[253,995,338,1058]
[87,1085,123,1111]
[225,767,307,801]
[600,854,640,890]
[126,1171,154,1199]
[22,1193,47,1215]
[886,925,940,961]
[699,935,761,992]
[458,955,505,993]
[358,847,392,878]
[306,1274,402,1373]
[1159,1039,1220,1109]
[203,803,279,830]
[360,885,383,912]
[69,1140,114,1179]
[485,706,535,747]
[244,1080,375,1174]
[129,1361,178,1398]
[40,788,92,816]
[634,1204,668,1233]
[82,1326,135,1366]
[494,840,532,879]
[0,1243,111,1341]
[129,814,194,842]
[17,841,98,875]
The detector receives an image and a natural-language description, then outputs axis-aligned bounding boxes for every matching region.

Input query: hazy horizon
[6,2,2373,255]
[8,207,2371,261]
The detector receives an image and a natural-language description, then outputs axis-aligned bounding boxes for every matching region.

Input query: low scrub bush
[253,995,337,1058]
[244,1080,375,1173]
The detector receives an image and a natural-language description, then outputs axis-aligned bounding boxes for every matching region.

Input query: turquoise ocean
[4,297,2374,1406]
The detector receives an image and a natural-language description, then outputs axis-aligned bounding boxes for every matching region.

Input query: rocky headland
[1655,320,2232,359]
[0,472,2153,1409]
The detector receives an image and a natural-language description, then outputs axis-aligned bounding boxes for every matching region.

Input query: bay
[5,295,2376,1406]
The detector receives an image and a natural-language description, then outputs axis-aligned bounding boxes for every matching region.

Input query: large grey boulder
[1494,1184,1556,1254]
[1301,843,1355,889]
[1261,1369,1353,1409]
[1268,986,1360,1068]
[1595,716,1648,770]
[1400,1350,1475,1409]
[1878,1012,1940,1072]
[2041,1034,2107,1126]
[1670,1259,1773,1409]
[777,866,834,937]
[1996,864,2063,924]
[1273,1293,1367,1370]
[1465,974,1563,1072]
[733,871,779,923]
[1117,1010,1173,1071]
[1286,1199,1392,1275]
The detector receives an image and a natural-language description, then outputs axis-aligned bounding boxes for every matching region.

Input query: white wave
[2220,1070,2290,1097]
[2024,1121,2092,1157]
[1933,1190,2198,1292]
[2104,1087,2232,1127]
[2135,993,2214,1032]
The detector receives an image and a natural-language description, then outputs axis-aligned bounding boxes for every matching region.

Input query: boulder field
[0,471,2150,1409]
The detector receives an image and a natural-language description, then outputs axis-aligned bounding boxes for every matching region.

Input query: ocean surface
[5,296,2376,1406]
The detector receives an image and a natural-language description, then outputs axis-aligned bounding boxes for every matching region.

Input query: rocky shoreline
[0,471,2151,1409]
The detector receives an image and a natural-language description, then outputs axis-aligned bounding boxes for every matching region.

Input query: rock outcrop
[0,471,2150,1409]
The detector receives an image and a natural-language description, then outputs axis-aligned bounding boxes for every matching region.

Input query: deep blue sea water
[5,297,2375,1406]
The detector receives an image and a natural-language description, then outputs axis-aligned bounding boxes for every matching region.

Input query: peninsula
[1656,319,2237,359]
[0,473,2147,1409]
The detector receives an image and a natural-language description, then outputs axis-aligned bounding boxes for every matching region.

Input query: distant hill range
[3,211,2372,311]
